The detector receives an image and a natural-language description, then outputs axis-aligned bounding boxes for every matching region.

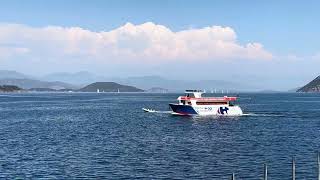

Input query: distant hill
[0,70,260,92]
[79,82,144,92]
[297,75,320,92]
[28,88,74,92]
[0,70,35,79]
[29,88,58,92]
[0,70,31,79]
[0,85,22,92]
[42,71,107,85]
[146,87,169,93]
[0,78,78,90]
[114,76,256,92]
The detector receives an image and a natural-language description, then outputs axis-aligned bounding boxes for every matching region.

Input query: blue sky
[1,0,319,54]
[0,0,319,90]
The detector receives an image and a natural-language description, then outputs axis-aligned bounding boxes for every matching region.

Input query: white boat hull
[169,103,243,116]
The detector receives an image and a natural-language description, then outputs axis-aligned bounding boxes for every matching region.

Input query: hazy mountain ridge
[0,78,78,90]
[28,88,74,92]
[0,70,32,79]
[0,70,265,92]
[42,71,107,85]
[28,70,255,91]
[115,76,257,92]
[146,87,169,93]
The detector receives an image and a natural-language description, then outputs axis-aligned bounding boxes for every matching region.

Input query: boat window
[185,93,195,98]
[196,101,228,105]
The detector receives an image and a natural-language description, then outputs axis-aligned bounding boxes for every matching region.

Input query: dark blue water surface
[0,93,319,179]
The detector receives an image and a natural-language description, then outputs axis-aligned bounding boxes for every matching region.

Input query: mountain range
[0,70,266,91]
[0,70,33,79]
[0,78,78,90]
[114,76,256,92]
[41,71,107,85]
[0,70,78,90]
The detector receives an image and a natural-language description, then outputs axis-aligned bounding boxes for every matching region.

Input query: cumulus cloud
[0,22,273,63]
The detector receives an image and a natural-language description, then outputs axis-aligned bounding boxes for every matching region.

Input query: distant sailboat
[97,89,100,93]
[117,88,120,93]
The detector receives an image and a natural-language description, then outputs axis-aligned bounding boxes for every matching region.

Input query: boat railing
[178,96,237,101]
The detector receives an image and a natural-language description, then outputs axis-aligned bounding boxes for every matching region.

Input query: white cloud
[0,22,273,63]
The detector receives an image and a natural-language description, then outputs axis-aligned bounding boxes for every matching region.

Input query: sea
[0,92,319,179]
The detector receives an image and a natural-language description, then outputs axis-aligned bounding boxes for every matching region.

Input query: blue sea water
[0,92,319,179]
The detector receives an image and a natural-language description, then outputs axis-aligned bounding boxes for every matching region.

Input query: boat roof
[185,90,203,93]
[178,96,237,101]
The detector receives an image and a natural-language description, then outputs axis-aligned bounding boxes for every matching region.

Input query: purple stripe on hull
[169,104,198,115]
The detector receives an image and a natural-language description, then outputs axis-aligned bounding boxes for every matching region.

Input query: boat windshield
[185,93,195,98]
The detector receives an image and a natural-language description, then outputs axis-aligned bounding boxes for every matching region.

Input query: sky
[0,0,320,90]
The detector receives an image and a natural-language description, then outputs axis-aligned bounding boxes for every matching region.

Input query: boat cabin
[177,90,237,106]
[185,90,203,98]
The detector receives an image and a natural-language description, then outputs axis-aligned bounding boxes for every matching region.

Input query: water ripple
[0,93,319,179]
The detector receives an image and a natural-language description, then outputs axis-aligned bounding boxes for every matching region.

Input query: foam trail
[142,108,172,114]
[143,108,284,117]
[155,111,173,114]
[242,113,256,116]
[242,113,284,117]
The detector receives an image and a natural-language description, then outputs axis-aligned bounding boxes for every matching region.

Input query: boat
[169,90,243,116]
